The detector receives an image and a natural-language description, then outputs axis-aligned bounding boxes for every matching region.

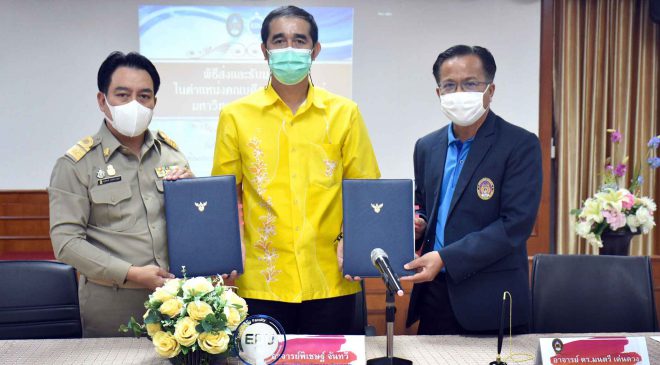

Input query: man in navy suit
[401,45,542,334]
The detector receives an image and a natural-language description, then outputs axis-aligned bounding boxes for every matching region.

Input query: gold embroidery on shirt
[324,159,337,177]
[248,138,281,284]
[257,210,280,284]
[248,138,268,195]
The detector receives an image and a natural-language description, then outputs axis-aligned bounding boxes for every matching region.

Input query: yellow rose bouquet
[121,271,248,365]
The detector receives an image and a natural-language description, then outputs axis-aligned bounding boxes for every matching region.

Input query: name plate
[538,337,649,364]
[278,335,365,364]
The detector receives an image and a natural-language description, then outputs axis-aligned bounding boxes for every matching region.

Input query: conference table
[1,334,659,364]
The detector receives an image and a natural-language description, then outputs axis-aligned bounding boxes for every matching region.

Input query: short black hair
[432,45,496,84]
[97,51,160,95]
[261,5,319,45]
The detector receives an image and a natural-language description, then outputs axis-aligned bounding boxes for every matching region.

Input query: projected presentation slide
[139,5,354,175]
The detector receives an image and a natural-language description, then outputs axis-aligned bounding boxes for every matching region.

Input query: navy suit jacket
[406,111,542,331]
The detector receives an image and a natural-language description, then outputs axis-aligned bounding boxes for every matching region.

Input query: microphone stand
[367,285,412,365]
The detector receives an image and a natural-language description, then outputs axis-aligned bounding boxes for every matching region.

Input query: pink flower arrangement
[572,130,659,248]
[602,210,626,231]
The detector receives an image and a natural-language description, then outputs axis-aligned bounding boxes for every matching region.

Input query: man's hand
[163,166,194,180]
[126,265,174,290]
[221,270,240,282]
[337,238,362,282]
[414,217,427,241]
[400,251,443,284]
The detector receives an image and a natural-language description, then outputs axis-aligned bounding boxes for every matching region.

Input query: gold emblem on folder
[194,202,208,212]
[371,203,384,213]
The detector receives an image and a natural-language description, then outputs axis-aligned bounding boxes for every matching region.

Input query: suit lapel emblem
[477,178,495,200]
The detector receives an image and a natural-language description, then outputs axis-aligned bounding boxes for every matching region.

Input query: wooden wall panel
[0,190,49,204]
[0,203,49,216]
[0,239,52,253]
[0,190,53,258]
[0,219,50,236]
[525,0,553,256]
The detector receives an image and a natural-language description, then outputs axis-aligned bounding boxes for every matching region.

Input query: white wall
[0,0,540,189]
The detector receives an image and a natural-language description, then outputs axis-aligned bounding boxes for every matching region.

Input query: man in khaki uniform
[48,51,192,337]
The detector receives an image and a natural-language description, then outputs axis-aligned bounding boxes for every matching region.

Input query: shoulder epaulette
[157,130,179,151]
[65,136,94,162]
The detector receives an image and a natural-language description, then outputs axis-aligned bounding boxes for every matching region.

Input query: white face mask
[105,97,153,137]
[439,84,490,127]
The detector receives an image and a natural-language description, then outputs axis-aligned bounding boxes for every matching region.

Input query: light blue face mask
[267,47,312,85]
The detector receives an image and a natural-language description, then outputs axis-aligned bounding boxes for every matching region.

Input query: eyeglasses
[438,80,490,94]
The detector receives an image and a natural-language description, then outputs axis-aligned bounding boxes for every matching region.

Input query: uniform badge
[155,165,177,178]
[155,166,168,178]
[477,178,495,200]
[106,164,116,176]
[96,169,106,179]
[103,148,110,158]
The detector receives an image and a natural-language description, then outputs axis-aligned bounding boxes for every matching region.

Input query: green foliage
[118,316,145,337]
[143,309,161,324]
[146,300,162,311]
[198,313,227,333]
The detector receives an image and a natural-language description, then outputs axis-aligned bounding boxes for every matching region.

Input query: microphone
[370,248,404,297]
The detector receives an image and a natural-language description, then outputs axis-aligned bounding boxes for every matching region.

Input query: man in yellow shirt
[212,6,380,334]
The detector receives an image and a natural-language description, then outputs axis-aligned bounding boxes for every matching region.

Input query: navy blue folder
[164,176,243,278]
[342,179,415,277]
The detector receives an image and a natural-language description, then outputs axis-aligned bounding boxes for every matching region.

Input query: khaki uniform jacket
[48,122,189,286]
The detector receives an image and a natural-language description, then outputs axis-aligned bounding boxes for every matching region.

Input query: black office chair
[0,260,82,339]
[531,254,658,333]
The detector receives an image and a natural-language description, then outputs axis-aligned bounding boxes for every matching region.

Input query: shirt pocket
[89,181,135,231]
[307,143,342,189]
